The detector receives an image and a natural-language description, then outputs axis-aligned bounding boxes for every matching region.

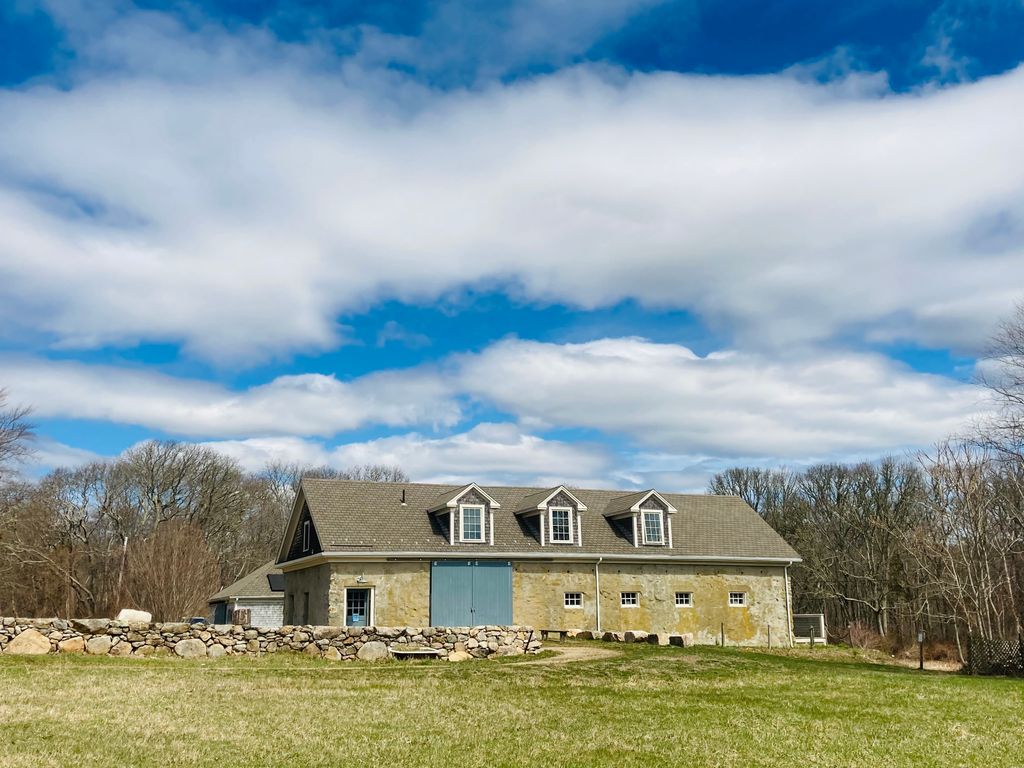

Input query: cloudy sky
[1,0,1021,489]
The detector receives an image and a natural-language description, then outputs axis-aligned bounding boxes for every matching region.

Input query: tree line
[0,414,406,620]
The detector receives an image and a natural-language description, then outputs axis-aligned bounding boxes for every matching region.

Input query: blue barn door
[430,560,512,626]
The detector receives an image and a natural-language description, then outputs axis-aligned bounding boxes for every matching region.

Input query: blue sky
[0,0,1021,489]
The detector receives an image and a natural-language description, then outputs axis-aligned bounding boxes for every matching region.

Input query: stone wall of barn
[512,562,792,646]
[0,618,540,660]
[327,561,431,626]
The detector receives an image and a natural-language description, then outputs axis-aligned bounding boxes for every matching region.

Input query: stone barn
[276,479,800,646]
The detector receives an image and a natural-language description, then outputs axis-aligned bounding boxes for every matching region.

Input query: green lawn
[1,642,1021,767]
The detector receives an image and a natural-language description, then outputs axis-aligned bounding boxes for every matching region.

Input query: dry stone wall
[0,617,541,661]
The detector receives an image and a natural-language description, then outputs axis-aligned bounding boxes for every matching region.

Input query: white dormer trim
[632,490,678,514]
[429,483,502,512]
[518,486,589,513]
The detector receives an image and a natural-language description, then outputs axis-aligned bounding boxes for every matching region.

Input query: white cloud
[0,357,459,437]
[200,423,614,486]
[17,437,104,479]
[0,10,1022,360]
[2,336,992,463]
[457,337,990,458]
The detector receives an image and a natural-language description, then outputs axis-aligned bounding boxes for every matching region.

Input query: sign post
[917,630,925,671]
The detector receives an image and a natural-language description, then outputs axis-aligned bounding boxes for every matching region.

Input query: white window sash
[459,504,485,542]
[548,506,574,544]
[641,510,664,545]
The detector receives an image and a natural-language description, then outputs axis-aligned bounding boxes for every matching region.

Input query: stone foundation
[0,618,541,661]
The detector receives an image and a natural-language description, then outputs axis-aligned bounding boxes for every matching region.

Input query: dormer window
[459,504,485,542]
[549,507,573,544]
[514,486,587,547]
[641,509,664,545]
[603,489,677,548]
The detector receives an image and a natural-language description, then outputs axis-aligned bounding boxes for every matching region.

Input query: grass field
[1,642,1021,767]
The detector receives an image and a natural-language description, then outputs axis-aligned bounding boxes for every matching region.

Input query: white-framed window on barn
[728,592,746,607]
[459,504,485,542]
[564,592,582,608]
[675,592,693,607]
[302,520,311,552]
[621,591,639,607]
[549,507,573,544]
[641,510,664,545]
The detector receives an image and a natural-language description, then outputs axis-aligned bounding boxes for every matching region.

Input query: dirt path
[513,644,622,666]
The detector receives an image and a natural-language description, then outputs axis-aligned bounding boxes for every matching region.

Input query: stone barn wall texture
[0,618,540,661]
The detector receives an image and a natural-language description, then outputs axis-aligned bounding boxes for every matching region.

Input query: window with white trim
[728,592,746,607]
[641,510,664,545]
[549,507,573,544]
[460,504,484,542]
[675,592,693,607]
[564,592,582,608]
[302,520,311,552]
[620,591,639,607]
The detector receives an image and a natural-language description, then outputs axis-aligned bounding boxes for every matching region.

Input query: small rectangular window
[460,505,484,542]
[729,592,746,607]
[550,507,573,543]
[302,520,310,552]
[642,510,664,545]
[564,592,582,608]
[621,591,639,607]
[675,592,693,607]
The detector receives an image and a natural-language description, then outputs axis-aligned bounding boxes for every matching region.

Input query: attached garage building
[278,479,800,645]
[208,560,285,627]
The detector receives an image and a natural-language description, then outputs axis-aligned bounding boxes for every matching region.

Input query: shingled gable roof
[426,482,502,512]
[209,560,283,602]
[285,479,801,562]
[515,486,589,514]
[603,489,678,517]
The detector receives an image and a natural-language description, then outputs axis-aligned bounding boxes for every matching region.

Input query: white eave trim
[631,489,678,514]
[428,482,502,512]
[278,551,801,570]
[515,485,589,514]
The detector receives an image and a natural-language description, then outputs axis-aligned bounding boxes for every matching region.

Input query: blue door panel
[471,561,513,625]
[430,560,474,626]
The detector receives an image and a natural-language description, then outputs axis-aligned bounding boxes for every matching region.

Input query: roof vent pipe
[400,488,407,506]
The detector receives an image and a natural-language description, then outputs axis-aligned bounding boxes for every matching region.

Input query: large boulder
[71,618,110,634]
[116,608,152,624]
[173,638,208,658]
[6,628,51,655]
[313,626,344,640]
[109,640,133,657]
[207,644,227,659]
[446,650,472,662]
[85,635,112,655]
[356,641,389,662]
[58,637,85,654]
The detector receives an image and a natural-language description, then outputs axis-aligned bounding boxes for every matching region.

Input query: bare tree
[125,520,222,621]
[0,388,33,480]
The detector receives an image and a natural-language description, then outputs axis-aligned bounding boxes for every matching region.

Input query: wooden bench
[389,646,442,659]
